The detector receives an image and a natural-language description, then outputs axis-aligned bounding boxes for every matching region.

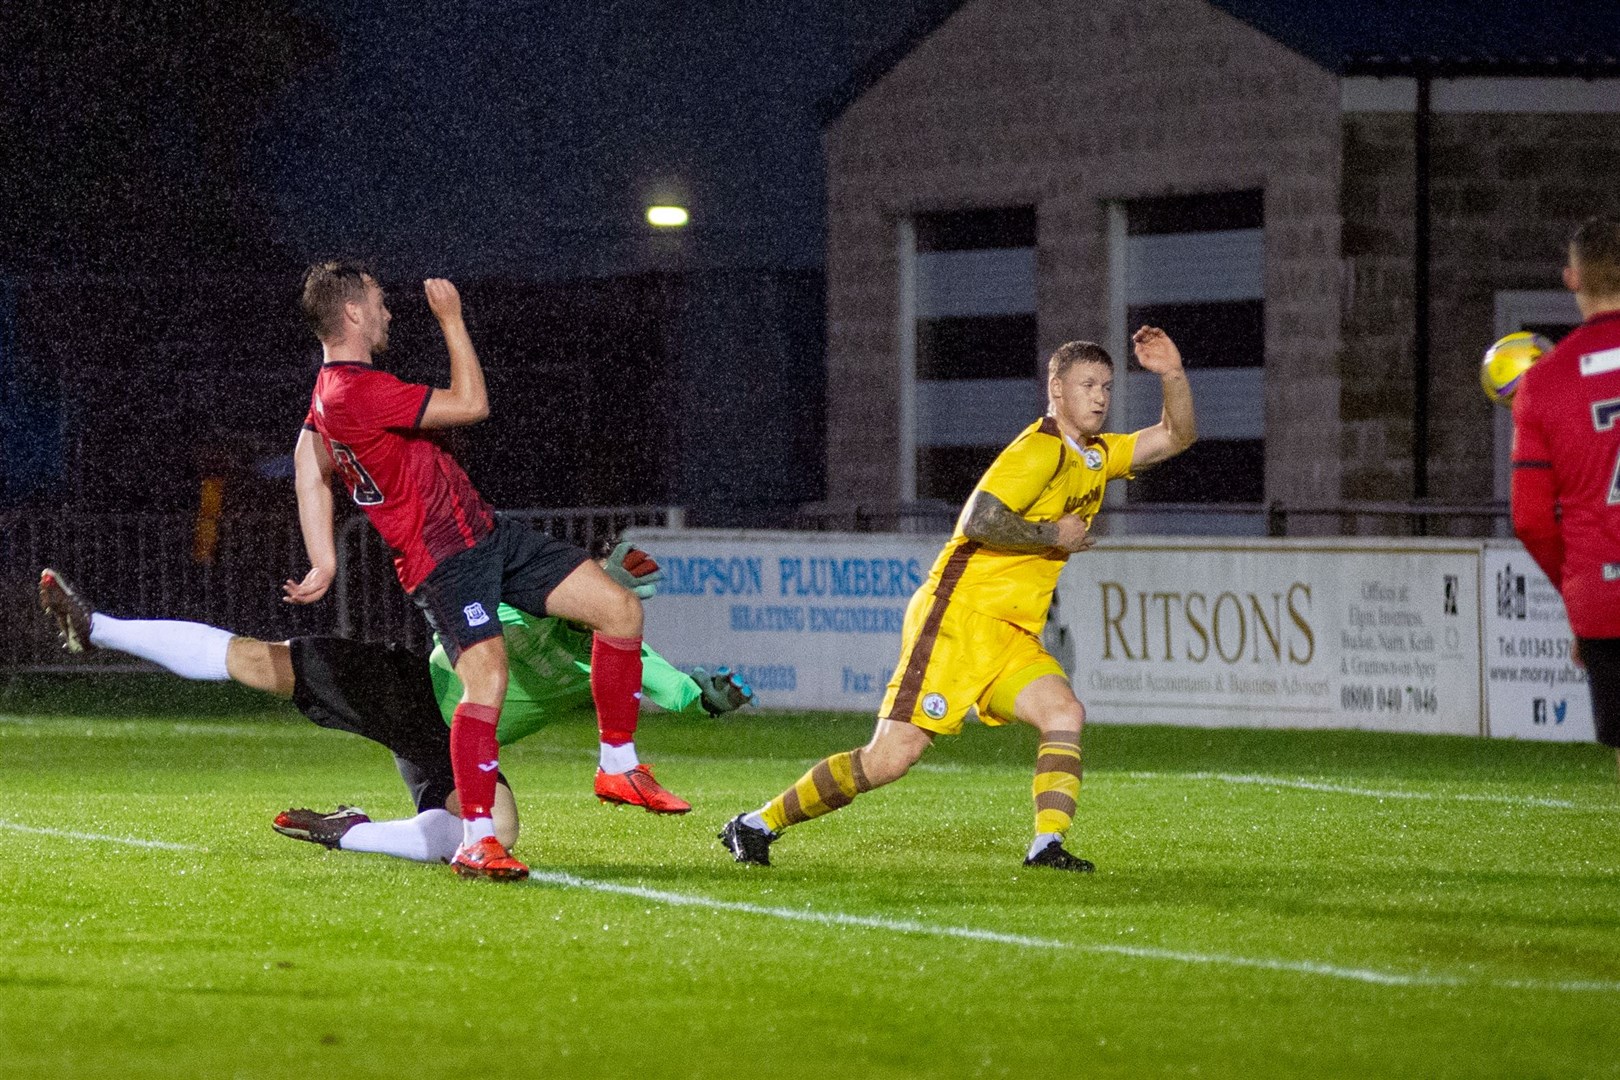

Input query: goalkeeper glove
[691,666,754,716]
[605,541,664,599]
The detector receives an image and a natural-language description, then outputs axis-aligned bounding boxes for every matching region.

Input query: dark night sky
[244,0,944,278]
[255,0,1611,280]
[8,0,1616,281]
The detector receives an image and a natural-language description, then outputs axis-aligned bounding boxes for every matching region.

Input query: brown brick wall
[824,0,1344,514]
[1340,110,1620,518]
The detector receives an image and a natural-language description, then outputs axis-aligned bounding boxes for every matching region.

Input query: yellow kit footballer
[720,327,1197,870]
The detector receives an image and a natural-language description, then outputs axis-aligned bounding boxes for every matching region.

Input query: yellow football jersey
[922,417,1137,634]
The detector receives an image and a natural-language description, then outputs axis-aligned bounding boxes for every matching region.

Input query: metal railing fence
[2,499,1512,673]
[1,511,320,673]
[2,506,684,672]
[792,500,1512,538]
[330,506,684,650]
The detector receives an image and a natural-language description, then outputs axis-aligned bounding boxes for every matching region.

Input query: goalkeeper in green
[38,546,753,865]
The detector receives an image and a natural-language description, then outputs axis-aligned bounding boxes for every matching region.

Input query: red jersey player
[284,261,685,881]
[1512,216,1620,778]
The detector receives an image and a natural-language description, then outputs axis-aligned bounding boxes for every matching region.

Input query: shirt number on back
[1591,398,1620,505]
[329,440,385,506]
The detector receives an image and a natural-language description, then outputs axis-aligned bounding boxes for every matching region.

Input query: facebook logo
[1532,699,1569,726]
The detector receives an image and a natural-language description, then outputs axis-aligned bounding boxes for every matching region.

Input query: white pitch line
[1,821,1614,995]
[1116,770,1589,810]
[526,869,1065,947]
[0,819,204,851]
[525,870,1620,995]
[0,718,306,738]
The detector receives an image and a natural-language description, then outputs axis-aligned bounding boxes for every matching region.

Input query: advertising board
[631,531,1494,736]
[1480,543,1594,742]
[629,529,943,711]
[1052,538,1483,735]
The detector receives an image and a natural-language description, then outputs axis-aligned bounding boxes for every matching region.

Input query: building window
[1114,191,1266,528]
[1490,290,1580,515]
[905,206,1038,505]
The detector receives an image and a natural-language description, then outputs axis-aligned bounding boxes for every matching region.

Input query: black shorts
[288,635,507,813]
[411,515,590,664]
[1577,637,1620,748]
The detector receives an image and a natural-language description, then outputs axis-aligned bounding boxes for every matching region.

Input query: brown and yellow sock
[760,749,872,833]
[1031,730,1082,839]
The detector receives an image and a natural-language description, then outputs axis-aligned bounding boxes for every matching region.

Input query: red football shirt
[304,362,494,592]
[1511,309,1620,638]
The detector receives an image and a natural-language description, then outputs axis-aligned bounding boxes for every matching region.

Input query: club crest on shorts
[1083,447,1104,471]
[921,692,948,720]
[463,602,490,627]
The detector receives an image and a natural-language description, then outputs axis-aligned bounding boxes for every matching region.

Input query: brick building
[818,0,1620,534]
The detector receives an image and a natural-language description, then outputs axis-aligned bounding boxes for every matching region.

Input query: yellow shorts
[877,587,1067,736]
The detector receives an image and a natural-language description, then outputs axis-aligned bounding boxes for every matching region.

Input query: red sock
[449,702,501,819]
[591,633,644,746]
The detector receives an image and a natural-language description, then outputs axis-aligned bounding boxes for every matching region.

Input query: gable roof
[1216,0,1620,76]
[818,0,971,125]
[821,0,1620,126]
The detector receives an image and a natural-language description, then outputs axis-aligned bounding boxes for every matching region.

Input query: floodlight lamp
[646,205,690,228]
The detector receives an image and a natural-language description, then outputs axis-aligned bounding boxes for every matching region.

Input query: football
[1480,331,1553,406]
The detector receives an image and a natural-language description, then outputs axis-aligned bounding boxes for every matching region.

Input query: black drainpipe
[1412,66,1432,533]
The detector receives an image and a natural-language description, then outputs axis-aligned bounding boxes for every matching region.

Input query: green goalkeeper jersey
[427,603,704,745]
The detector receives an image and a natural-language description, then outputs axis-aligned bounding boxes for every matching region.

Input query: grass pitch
[2,675,1619,1079]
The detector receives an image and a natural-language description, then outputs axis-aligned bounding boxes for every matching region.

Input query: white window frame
[1104,199,1267,536]
[1492,290,1581,507]
[897,219,918,503]
[1103,202,1130,522]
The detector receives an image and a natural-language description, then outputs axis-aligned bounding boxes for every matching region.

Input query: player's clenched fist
[424,278,462,323]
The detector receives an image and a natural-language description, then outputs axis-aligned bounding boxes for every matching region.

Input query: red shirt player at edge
[1512,216,1620,780]
[283,261,656,880]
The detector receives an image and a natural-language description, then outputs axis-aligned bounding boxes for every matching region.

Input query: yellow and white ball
[1480,331,1553,407]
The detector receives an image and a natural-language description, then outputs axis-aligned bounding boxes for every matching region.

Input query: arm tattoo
[961,492,1057,553]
